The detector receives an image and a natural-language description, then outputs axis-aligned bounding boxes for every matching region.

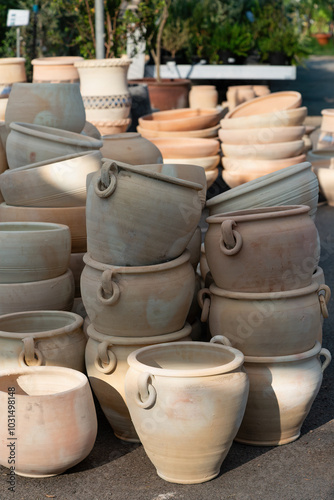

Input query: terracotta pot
[5,82,86,133]
[0,310,85,371]
[0,150,102,207]
[85,323,192,442]
[222,139,305,160]
[138,108,224,132]
[312,164,334,206]
[90,117,131,136]
[220,106,308,130]
[199,281,330,356]
[207,161,319,220]
[226,87,255,111]
[86,159,202,266]
[0,57,26,93]
[222,154,307,173]
[0,203,86,253]
[69,252,85,298]
[312,33,331,46]
[205,205,320,292]
[31,56,83,83]
[81,250,195,336]
[219,125,305,145]
[0,366,97,477]
[206,168,219,188]
[137,123,221,139]
[130,78,190,111]
[189,85,218,109]
[148,137,220,159]
[253,85,270,97]
[235,342,331,445]
[320,108,334,133]
[0,97,8,121]
[125,340,249,484]
[82,120,101,140]
[225,91,302,119]
[0,222,71,283]
[101,132,163,164]
[164,155,220,171]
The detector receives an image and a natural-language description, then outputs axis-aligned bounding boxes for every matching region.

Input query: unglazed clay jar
[225,91,302,119]
[101,132,163,164]
[85,323,192,442]
[81,251,195,336]
[125,341,249,484]
[198,282,330,356]
[205,205,320,292]
[5,82,86,133]
[0,366,97,477]
[0,310,86,372]
[220,106,307,130]
[0,151,102,207]
[219,125,306,145]
[0,57,26,93]
[31,56,83,83]
[6,122,102,169]
[235,342,331,446]
[138,108,223,132]
[189,85,218,109]
[86,160,202,266]
[0,222,71,283]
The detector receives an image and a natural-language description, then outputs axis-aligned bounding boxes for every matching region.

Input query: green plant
[210,22,254,64]
[162,18,190,59]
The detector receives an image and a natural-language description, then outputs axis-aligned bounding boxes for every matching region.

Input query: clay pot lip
[130,77,191,87]
[31,56,84,65]
[140,107,222,123]
[74,58,132,68]
[9,122,103,148]
[0,202,86,213]
[218,125,306,143]
[87,322,192,345]
[0,309,83,340]
[148,137,220,158]
[0,57,25,64]
[190,85,217,91]
[163,155,220,170]
[206,162,313,208]
[0,365,88,396]
[221,139,305,159]
[244,341,322,364]
[225,91,302,119]
[222,153,307,170]
[102,132,140,140]
[83,249,191,274]
[220,106,308,130]
[10,81,81,90]
[127,341,245,377]
[0,221,71,234]
[206,204,310,223]
[137,124,221,138]
[321,109,334,117]
[209,280,319,300]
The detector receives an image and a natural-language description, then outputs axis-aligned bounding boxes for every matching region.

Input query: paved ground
[1,57,334,500]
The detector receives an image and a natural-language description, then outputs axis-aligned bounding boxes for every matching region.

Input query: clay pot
[235,342,331,445]
[148,137,220,159]
[137,123,221,139]
[85,323,192,442]
[220,106,308,130]
[82,121,101,140]
[207,161,319,220]
[0,150,102,207]
[130,78,190,111]
[0,269,75,315]
[69,252,85,298]
[253,85,270,97]
[198,281,330,356]
[0,366,97,476]
[0,222,71,283]
[189,85,218,109]
[101,132,163,164]
[6,122,102,169]
[222,140,304,160]
[86,159,202,266]
[225,91,302,119]
[125,340,249,484]
[0,310,86,371]
[0,97,8,121]
[164,155,220,171]
[31,56,83,83]
[186,226,202,269]
[313,164,334,206]
[0,203,86,253]
[0,57,26,93]
[206,168,219,188]
[219,125,306,145]
[81,250,195,336]
[5,82,86,133]
[138,108,223,132]
[205,205,320,292]
[92,117,131,136]
[226,87,255,111]
[222,154,307,173]
[320,108,334,133]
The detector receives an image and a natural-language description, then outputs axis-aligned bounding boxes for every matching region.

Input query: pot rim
[220,106,308,129]
[209,281,319,300]
[0,57,25,65]
[87,322,192,345]
[0,221,71,234]
[83,249,191,274]
[74,58,132,68]
[127,341,244,377]
[225,90,302,119]
[102,132,140,140]
[0,201,85,214]
[206,204,310,223]
[244,341,322,363]
[31,56,84,65]
[0,310,83,340]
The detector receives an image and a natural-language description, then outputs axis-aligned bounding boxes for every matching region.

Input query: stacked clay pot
[0,57,27,120]
[220,91,308,187]
[198,205,332,446]
[31,56,84,83]
[82,158,203,442]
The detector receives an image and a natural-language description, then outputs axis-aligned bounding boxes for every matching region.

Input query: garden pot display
[138,108,223,132]
[6,122,102,169]
[137,123,221,139]
[220,107,307,130]
[0,310,86,371]
[0,366,97,477]
[70,252,85,298]
[81,250,195,336]
[0,150,102,207]
[0,222,71,283]
[205,205,320,293]
[85,323,192,442]
[148,137,220,159]
[189,85,218,109]
[225,91,302,120]
[125,340,249,484]
[0,57,26,93]
[31,56,84,83]
[235,342,331,446]
[0,269,75,315]
[100,132,163,165]
[219,125,305,145]
[130,78,190,111]
[86,160,202,266]
[198,282,330,356]
[5,82,86,133]
[206,162,319,220]
[221,140,305,160]
[0,203,87,253]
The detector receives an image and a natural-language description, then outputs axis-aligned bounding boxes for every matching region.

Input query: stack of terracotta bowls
[82,158,203,442]
[220,91,308,188]
[198,205,331,446]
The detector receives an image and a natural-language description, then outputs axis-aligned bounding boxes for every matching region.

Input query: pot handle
[135,372,156,409]
[318,284,331,319]
[197,287,211,323]
[220,220,243,256]
[94,341,117,374]
[94,159,118,198]
[210,335,233,347]
[97,269,121,305]
[20,337,43,367]
[319,348,332,372]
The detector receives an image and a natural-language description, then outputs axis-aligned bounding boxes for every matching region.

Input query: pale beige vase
[0,57,26,93]
[31,56,84,83]
[189,85,219,109]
